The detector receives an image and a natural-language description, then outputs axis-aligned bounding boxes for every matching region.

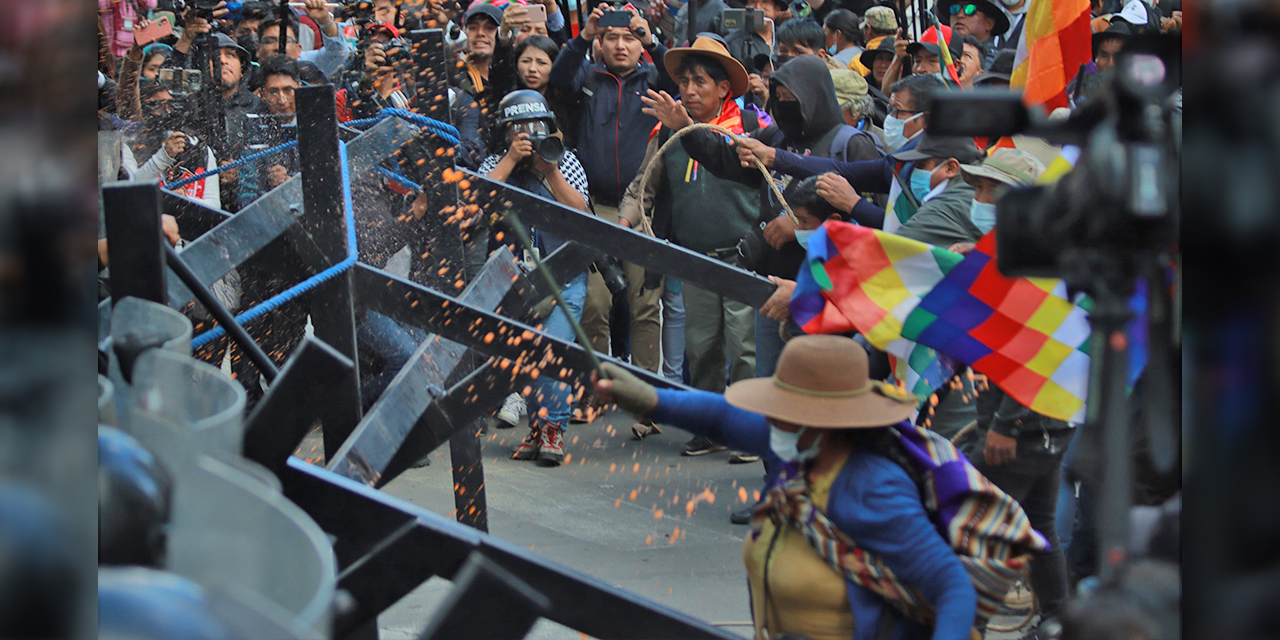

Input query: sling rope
[634,122,798,230]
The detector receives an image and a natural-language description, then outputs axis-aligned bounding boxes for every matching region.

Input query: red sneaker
[512,425,541,460]
[536,423,565,467]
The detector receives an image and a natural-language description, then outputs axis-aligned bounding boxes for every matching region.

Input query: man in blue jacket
[549,2,677,389]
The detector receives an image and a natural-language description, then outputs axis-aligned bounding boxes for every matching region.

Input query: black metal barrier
[100,28,774,638]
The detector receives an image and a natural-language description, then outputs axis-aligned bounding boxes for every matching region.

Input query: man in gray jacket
[889,134,985,248]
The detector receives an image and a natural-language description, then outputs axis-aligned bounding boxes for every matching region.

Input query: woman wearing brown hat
[595,335,979,640]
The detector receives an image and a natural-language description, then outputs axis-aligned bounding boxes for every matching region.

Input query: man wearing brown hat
[593,335,980,640]
[617,36,762,460]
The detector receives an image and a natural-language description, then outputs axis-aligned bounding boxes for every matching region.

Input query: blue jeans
[661,278,685,384]
[754,312,803,377]
[357,310,431,411]
[526,273,588,430]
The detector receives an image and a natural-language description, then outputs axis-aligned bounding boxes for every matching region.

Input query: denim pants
[526,272,588,429]
[357,310,431,411]
[969,426,1077,619]
[754,312,803,377]
[661,278,685,384]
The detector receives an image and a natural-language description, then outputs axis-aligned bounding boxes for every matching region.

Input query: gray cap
[891,134,984,164]
[213,32,251,68]
[961,148,1047,187]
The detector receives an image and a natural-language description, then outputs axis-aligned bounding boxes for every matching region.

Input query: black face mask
[771,99,805,142]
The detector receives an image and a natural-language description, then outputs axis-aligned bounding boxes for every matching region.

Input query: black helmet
[495,89,558,133]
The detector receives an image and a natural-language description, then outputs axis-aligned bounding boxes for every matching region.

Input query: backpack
[752,420,1049,632]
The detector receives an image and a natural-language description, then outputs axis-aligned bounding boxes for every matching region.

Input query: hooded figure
[765,55,847,153]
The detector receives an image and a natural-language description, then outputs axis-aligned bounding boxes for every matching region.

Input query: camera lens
[535,135,564,164]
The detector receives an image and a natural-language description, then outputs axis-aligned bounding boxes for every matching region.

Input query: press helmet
[495,89,558,133]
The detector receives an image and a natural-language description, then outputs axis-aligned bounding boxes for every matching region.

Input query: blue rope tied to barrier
[164,139,297,191]
[375,165,423,193]
[164,108,458,191]
[191,140,359,350]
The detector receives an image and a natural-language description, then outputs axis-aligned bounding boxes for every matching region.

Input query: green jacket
[894,178,982,248]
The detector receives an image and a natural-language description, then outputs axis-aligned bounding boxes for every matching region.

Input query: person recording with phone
[549,2,675,383]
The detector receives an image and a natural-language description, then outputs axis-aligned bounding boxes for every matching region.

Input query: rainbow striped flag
[901,233,1094,423]
[790,222,965,407]
[1010,0,1092,110]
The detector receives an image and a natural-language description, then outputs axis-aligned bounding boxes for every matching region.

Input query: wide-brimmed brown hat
[724,335,918,429]
[664,35,750,99]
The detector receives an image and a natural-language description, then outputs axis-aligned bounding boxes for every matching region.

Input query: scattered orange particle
[538,407,549,418]
[738,487,749,503]
[609,463,617,473]
[614,498,622,508]
[564,454,573,464]
[629,490,638,501]
[645,535,653,546]
[483,332,495,343]
[459,179,471,190]
[669,527,680,545]
[632,463,640,473]
[653,509,664,519]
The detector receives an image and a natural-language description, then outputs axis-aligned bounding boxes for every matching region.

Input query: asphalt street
[371,408,1032,640]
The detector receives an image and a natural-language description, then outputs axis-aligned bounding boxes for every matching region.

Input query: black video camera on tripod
[928,34,1181,585]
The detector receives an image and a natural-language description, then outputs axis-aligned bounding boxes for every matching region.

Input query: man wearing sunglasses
[942,0,1010,67]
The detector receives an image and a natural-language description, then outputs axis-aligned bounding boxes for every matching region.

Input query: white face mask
[882,112,923,152]
[769,426,823,463]
[969,199,997,233]
[794,228,816,249]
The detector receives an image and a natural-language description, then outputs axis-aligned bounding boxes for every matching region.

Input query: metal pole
[102,181,167,306]
[164,243,280,382]
[686,0,698,46]
[1088,292,1134,584]
[296,84,364,459]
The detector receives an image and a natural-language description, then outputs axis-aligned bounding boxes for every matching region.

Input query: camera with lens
[527,132,564,164]
[926,35,1180,286]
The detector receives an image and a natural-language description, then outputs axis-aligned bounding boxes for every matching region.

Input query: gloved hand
[593,363,658,417]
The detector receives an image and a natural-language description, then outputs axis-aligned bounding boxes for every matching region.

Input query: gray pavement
[377,409,760,639]
[372,409,1033,640]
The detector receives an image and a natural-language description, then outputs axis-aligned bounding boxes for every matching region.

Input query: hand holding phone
[525,3,547,24]
[599,10,632,28]
[134,16,174,46]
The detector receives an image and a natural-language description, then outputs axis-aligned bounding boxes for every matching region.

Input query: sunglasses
[949,3,978,16]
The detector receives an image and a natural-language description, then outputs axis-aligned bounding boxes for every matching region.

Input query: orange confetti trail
[653,509,664,519]
[609,463,617,473]
[632,463,640,473]
[669,527,680,545]
[629,490,638,501]
[738,487,749,503]
[614,498,622,508]
[645,535,653,546]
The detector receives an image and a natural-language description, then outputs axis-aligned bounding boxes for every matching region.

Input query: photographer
[237,54,300,208]
[127,79,223,208]
[476,90,590,468]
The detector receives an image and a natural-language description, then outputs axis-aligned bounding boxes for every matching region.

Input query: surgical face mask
[909,165,938,202]
[794,228,816,249]
[882,112,922,152]
[969,199,997,233]
[769,425,823,463]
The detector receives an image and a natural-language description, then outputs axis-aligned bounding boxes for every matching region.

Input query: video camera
[927,36,1180,285]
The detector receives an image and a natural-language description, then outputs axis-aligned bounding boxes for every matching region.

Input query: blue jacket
[548,35,677,206]
[650,388,977,640]
[772,134,921,229]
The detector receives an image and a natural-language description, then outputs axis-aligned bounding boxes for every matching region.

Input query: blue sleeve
[550,35,590,92]
[773,151,894,194]
[546,7,566,32]
[650,389,771,457]
[301,31,353,79]
[827,456,977,640]
[849,198,885,228]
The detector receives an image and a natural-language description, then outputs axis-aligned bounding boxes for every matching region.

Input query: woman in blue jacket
[594,334,979,640]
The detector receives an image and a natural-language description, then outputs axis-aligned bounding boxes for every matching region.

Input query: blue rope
[164,139,297,191]
[375,165,423,193]
[164,108,458,191]
[191,140,359,350]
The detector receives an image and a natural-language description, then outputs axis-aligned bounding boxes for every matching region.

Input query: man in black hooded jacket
[680,54,880,379]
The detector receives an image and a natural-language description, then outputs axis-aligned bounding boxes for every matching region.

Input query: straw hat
[664,35,750,99]
[725,335,918,428]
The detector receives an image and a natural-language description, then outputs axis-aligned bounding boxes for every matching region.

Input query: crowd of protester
[98,0,1182,638]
